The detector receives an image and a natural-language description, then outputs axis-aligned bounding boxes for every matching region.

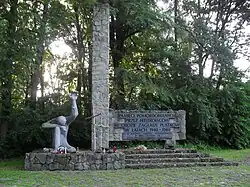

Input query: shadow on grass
[0,158,24,170]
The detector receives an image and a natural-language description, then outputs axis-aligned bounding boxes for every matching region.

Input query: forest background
[0,0,250,158]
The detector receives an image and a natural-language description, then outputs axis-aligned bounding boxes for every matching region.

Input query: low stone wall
[25,151,125,171]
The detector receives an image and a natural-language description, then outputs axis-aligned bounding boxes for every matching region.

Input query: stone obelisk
[91,2,110,151]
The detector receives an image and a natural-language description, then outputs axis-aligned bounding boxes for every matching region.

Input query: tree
[29,0,49,110]
[0,0,18,138]
[109,0,168,109]
[1,0,250,158]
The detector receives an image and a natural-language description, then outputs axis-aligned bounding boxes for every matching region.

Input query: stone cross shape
[41,92,79,153]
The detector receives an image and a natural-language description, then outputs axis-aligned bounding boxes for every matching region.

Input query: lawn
[0,149,250,187]
[209,149,250,162]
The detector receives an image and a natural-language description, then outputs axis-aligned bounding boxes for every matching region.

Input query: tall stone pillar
[91,2,110,151]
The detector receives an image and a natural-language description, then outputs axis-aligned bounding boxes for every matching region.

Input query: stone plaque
[113,111,181,141]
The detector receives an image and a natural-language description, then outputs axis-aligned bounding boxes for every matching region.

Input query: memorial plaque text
[114,111,180,140]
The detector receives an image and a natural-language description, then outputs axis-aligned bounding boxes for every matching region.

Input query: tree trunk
[87,42,93,118]
[197,0,204,78]
[40,71,45,113]
[174,0,178,48]
[74,4,86,115]
[198,52,203,77]
[30,2,48,109]
[209,59,215,80]
[0,0,18,138]
[110,12,126,109]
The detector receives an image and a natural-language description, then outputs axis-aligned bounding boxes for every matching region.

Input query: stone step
[125,153,210,159]
[122,148,197,154]
[125,157,224,164]
[125,161,239,169]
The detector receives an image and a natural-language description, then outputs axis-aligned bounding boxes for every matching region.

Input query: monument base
[25,151,125,171]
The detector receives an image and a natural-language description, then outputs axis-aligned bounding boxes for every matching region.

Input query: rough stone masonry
[91,2,110,151]
[25,151,125,171]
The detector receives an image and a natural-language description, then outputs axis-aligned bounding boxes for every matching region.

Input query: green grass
[0,158,23,170]
[0,149,250,187]
[208,149,250,161]
[1,166,250,187]
[178,143,250,161]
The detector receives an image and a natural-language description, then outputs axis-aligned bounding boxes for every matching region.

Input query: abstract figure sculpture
[41,92,78,153]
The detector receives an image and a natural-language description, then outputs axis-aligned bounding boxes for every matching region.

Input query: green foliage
[0,105,91,158]
[0,108,47,158]
[214,85,250,148]
[1,0,250,158]
[177,142,221,151]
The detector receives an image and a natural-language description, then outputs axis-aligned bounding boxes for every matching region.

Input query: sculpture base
[24,151,125,171]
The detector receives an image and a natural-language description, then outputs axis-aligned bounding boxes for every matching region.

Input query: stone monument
[25,91,125,171]
[25,2,126,171]
[41,92,78,153]
[89,1,187,149]
[109,110,186,147]
[24,1,189,171]
[91,2,110,151]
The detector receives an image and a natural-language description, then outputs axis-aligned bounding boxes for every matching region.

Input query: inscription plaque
[114,111,180,141]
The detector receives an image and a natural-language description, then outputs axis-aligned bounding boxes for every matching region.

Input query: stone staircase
[122,149,238,169]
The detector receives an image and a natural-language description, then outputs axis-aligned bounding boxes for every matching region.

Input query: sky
[50,39,72,56]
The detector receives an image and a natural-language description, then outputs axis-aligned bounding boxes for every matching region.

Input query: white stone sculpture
[41,92,78,153]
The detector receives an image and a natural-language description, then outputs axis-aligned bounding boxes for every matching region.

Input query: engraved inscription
[114,111,180,140]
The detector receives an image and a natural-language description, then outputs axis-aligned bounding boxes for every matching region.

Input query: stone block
[74,163,84,170]
[70,154,77,162]
[41,164,49,170]
[33,156,41,164]
[30,163,42,171]
[54,154,68,165]
[107,163,114,170]
[49,163,61,171]
[113,161,121,170]
[95,160,103,165]
[165,139,176,148]
[64,163,75,170]
[101,162,107,170]
[46,153,55,164]
[25,151,125,171]
[24,153,31,170]
[76,154,85,163]
[29,153,36,161]
[107,156,112,162]
[83,162,90,170]
[35,153,47,164]
[109,110,186,143]
[86,153,96,165]
[90,164,97,170]
[96,153,103,160]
